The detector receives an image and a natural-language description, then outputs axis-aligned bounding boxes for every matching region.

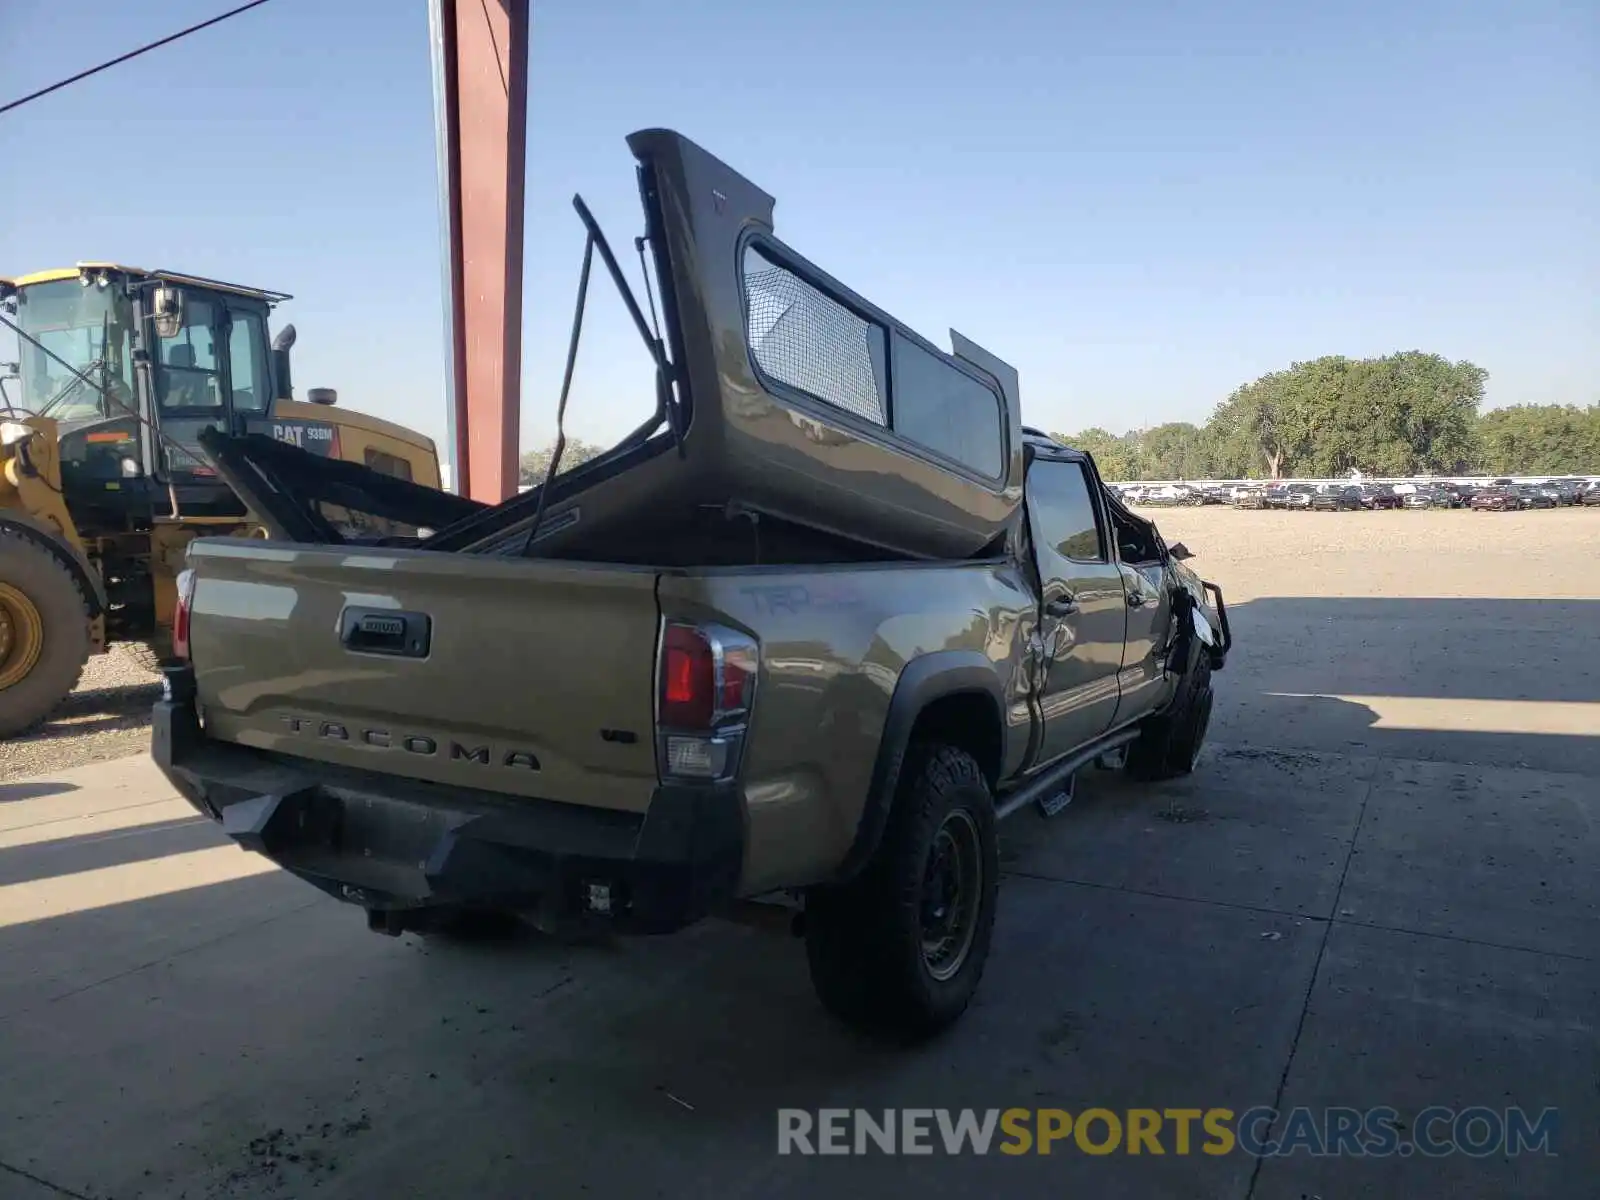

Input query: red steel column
[429,0,528,502]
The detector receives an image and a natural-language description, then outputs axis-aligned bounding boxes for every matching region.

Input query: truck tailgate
[185,539,662,813]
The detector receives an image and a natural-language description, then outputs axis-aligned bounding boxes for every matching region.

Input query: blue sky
[2,0,1595,455]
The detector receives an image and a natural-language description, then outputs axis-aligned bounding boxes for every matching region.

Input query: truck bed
[180,536,1037,893]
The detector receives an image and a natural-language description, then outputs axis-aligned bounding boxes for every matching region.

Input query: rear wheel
[0,533,91,738]
[805,742,998,1041]
[118,631,174,676]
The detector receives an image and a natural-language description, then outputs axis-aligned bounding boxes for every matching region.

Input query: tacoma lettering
[277,716,538,771]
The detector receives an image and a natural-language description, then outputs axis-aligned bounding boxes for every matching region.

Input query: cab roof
[0,263,291,304]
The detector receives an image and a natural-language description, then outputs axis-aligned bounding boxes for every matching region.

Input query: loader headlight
[1,420,34,447]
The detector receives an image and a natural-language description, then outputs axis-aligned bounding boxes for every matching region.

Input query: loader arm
[196,429,485,544]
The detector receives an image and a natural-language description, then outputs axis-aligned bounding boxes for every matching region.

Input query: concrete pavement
[2,731,1595,1200]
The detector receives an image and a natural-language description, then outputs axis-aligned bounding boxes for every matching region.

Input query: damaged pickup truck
[152,129,1230,1039]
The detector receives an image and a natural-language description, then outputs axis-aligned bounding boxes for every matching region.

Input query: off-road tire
[804,742,999,1041]
[1126,656,1214,781]
[118,631,175,676]
[0,532,92,739]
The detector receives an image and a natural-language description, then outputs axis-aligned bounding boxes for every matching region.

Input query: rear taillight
[171,568,197,661]
[656,620,758,782]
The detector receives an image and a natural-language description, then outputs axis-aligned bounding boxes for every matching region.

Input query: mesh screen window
[742,245,888,425]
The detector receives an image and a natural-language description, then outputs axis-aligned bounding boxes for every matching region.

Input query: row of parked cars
[1118,478,1600,512]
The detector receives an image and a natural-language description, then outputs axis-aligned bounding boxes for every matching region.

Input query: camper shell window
[739,239,1007,482]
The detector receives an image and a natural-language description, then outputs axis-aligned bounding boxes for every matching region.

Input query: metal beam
[429,0,528,502]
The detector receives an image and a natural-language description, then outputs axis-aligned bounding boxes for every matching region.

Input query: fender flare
[0,515,106,616]
[833,650,1006,882]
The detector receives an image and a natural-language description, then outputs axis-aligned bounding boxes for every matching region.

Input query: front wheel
[805,742,998,1041]
[1127,657,1215,780]
[0,533,92,738]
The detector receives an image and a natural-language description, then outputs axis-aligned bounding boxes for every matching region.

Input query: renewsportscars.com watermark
[777,1106,1560,1158]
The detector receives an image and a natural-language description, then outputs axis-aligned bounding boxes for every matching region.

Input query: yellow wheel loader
[0,263,444,737]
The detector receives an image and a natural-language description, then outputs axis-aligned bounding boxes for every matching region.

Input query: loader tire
[0,532,91,738]
[804,742,998,1042]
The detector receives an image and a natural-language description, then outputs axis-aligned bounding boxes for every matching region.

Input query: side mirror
[1168,542,1194,561]
[152,287,184,339]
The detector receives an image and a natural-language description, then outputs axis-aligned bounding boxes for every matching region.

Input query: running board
[993,726,1143,822]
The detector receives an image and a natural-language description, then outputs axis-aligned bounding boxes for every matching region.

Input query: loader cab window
[155,296,222,411]
[363,447,414,481]
[12,278,136,420]
[226,310,269,413]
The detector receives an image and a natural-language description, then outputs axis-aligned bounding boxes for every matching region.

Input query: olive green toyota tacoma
[152,431,1227,1038]
[151,129,1231,1039]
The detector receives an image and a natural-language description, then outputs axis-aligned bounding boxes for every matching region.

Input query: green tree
[518,438,607,487]
[1136,421,1212,479]
[1206,352,1484,478]
[1330,352,1484,475]
[1207,368,1316,479]
[1050,351,1493,480]
[1476,405,1600,474]
[1049,427,1135,478]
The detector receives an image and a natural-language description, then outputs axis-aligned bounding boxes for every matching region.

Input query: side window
[891,333,1004,478]
[364,447,414,481]
[156,297,221,410]
[227,311,269,412]
[1110,504,1160,563]
[741,244,888,426]
[740,240,1007,479]
[1029,459,1106,563]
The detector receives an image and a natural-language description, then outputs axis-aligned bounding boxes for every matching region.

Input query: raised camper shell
[470,129,1025,561]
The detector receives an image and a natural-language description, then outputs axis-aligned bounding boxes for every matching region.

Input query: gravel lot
[4,505,1596,783]
[1,649,160,782]
[1147,504,1600,775]
[1148,503,1600,602]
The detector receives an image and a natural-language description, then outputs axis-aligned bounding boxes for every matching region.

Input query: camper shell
[196,130,1026,565]
[427,129,1024,562]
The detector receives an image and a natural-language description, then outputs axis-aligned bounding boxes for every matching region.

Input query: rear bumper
[151,666,743,934]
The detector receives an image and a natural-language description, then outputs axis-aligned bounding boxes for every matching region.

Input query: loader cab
[141,274,288,515]
[3,265,292,523]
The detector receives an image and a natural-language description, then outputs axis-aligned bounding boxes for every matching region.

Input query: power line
[0,0,276,118]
